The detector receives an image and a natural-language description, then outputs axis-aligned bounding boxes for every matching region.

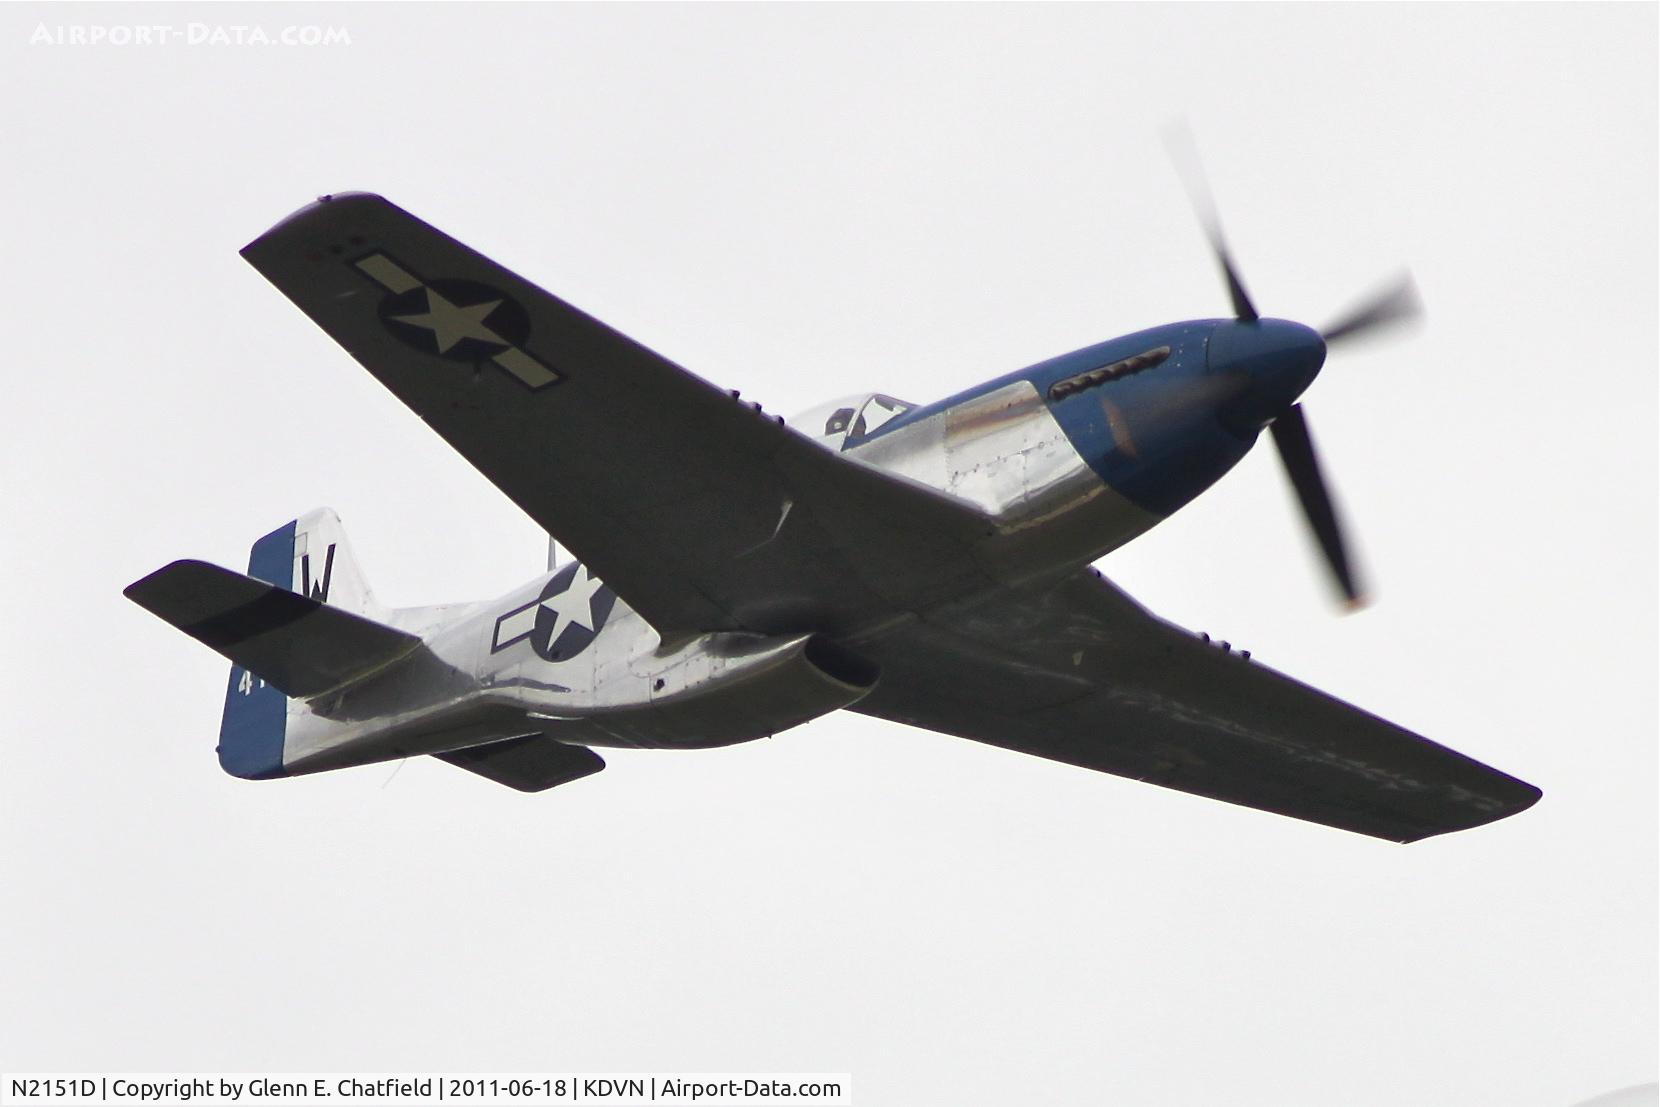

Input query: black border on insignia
[491,598,542,653]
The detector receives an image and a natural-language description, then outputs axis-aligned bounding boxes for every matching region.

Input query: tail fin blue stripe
[247,521,296,589]
[217,522,294,779]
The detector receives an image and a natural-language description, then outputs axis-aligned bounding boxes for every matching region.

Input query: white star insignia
[392,287,506,353]
[540,565,605,649]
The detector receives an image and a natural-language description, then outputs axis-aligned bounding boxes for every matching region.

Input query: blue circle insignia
[532,563,617,662]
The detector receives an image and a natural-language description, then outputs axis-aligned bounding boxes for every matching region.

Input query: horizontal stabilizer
[125,559,421,698]
[435,734,605,792]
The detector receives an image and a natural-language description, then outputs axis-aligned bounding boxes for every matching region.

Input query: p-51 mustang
[126,189,1540,842]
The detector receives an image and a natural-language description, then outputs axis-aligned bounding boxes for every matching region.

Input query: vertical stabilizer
[292,508,382,619]
[213,509,385,779]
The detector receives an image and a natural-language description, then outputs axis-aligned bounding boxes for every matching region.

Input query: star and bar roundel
[491,563,618,662]
[352,251,560,390]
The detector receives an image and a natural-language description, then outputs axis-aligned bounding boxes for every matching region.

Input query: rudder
[218,520,296,779]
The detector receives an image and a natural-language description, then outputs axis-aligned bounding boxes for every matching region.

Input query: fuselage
[276,317,1327,776]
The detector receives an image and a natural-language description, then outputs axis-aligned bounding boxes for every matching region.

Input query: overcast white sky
[2,4,1654,1105]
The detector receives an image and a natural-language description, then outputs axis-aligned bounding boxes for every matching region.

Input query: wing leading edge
[849,571,1540,842]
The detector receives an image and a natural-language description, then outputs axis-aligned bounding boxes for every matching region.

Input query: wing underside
[240,193,992,642]
[849,571,1540,842]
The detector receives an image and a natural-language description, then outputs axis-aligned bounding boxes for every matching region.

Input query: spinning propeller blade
[1165,125,1258,322]
[1269,404,1365,607]
[1321,275,1423,347]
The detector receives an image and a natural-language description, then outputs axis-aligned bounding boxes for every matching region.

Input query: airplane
[124,184,1541,843]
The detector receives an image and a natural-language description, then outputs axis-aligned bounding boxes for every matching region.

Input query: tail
[125,509,416,779]
[282,508,382,619]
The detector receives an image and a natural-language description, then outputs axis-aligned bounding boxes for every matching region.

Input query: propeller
[1164,125,1259,323]
[1268,404,1362,607]
[1320,274,1422,348]
[1165,127,1424,608]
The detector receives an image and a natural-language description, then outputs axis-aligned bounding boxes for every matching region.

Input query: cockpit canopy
[786,393,915,450]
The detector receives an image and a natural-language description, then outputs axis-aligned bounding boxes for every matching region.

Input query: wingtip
[123,559,234,616]
[1392,778,1544,844]
[239,191,390,259]
[124,559,197,602]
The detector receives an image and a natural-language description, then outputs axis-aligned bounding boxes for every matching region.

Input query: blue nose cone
[1208,319,1327,432]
